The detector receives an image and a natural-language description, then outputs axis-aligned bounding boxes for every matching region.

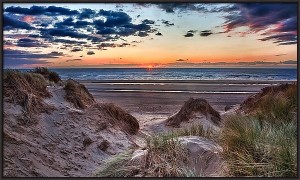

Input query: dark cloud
[66,58,82,62]
[44,6,79,16]
[41,28,89,39]
[137,31,148,37]
[99,9,132,27]
[49,51,64,56]
[93,10,153,38]
[53,38,87,44]
[3,49,57,67]
[87,51,95,55]
[5,5,79,16]
[277,41,297,45]
[161,20,174,26]
[54,17,74,27]
[118,43,130,47]
[78,8,96,19]
[98,43,116,48]
[4,14,35,30]
[5,6,45,15]
[223,3,297,45]
[155,32,163,36]
[16,38,48,47]
[200,30,213,36]
[75,20,92,27]
[187,30,197,33]
[155,3,208,13]
[55,17,92,28]
[184,32,194,37]
[71,47,83,52]
[4,6,156,52]
[258,33,296,44]
[131,40,142,43]
[142,19,155,24]
[28,34,41,38]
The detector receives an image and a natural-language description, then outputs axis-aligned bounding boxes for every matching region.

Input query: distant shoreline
[78,79,296,84]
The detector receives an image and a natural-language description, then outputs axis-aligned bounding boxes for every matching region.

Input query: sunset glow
[3,3,297,68]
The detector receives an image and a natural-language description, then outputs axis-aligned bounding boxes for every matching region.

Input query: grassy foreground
[96,83,297,177]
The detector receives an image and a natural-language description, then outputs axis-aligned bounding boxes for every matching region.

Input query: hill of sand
[3,75,141,177]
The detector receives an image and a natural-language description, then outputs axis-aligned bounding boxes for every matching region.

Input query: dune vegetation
[3,69,55,125]
[97,83,297,177]
[221,83,297,177]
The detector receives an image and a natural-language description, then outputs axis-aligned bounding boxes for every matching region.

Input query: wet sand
[80,80,295,133]
[81,80,294,113]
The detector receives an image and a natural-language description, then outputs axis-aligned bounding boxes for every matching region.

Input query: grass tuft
[32,67,61,83]
[221,115,297,177]
[96,123,215,177]
[3,70,55,125]
[64,79,95,109]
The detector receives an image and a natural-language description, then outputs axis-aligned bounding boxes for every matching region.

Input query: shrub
[48,71,61,83]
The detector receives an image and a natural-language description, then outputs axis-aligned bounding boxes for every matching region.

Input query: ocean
[19,68,297,81]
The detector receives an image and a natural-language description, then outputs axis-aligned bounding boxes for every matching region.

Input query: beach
[81,79,295,134]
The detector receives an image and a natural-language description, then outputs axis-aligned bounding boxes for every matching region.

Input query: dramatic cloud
[53,38,87,45]
[4,6,156,52]
[3,49,57,67]
[4,14,35,30]
[16,38,48,47]
[223,3,297,45]
[258,33,297,45]
[200,30,213,36]
[78,8,96,19]
[87,51,95,55]
[40,28,89,39]
[155,3,209,13]
[5,5,79,16]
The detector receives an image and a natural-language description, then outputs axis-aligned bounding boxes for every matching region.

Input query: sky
[3,3,298,68]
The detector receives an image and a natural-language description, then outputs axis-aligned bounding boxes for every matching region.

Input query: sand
[81,80,294,135]
[4,79,295,177]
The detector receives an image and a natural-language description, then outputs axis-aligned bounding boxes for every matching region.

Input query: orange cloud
[22,15,35,23]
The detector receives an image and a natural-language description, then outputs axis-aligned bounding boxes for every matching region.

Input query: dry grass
[4,70,55,125]
[32,67,61,83]
[97,83,297,177]
[96,123,215,177]
[221,83,297,177]
[166,98,221,127]
[64,79,95,109]
[220,115,297,177]
[93,103,139,135]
